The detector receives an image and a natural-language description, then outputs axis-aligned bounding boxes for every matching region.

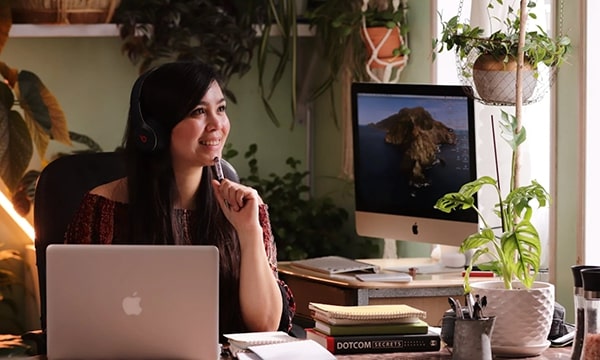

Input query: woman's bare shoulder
[89,177,128,204]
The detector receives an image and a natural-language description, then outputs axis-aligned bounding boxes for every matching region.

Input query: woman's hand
[212,179,283,331]
[211,179,263,234]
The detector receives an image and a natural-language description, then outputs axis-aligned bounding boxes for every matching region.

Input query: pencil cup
[440,307,470,347]
[452,316,496,360]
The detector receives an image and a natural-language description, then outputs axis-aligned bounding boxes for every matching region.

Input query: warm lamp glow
[0,190,35,241]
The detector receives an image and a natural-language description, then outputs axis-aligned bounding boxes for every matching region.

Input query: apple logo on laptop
[122,292,142,315]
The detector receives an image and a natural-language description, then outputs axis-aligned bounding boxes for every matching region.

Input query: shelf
[9,24,120,37]
[9,23,315,38]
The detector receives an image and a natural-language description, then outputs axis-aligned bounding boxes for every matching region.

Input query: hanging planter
[359,0,409,83]
[361,26,406,69]
[432,0,571,106]
[472,54,537,104]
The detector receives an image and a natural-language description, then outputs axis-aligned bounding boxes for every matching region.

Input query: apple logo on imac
[412,222,419,235]
[122,292,142,316]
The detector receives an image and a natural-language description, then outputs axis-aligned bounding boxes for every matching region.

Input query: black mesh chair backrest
[33,151,239,331]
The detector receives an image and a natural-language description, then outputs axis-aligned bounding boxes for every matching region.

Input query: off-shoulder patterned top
[64,193,296,337]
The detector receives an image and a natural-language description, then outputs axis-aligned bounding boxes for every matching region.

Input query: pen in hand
[213,157,230,209]
[213,156,224,182]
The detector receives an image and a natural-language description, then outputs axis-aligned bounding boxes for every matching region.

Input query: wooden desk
[19,346,572,359]
[279,258,490,328]
[5,334,571,359]
[335,346,572,359]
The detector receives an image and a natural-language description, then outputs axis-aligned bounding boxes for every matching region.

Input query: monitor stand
[382,238,398,259]
[382,238,439,260]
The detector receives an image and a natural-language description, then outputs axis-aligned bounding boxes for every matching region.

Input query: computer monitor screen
[351,82,478,247]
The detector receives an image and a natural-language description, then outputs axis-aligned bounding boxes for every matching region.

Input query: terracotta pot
[361,26,405,68]
[470,281,554,358]
[472,54,537,104]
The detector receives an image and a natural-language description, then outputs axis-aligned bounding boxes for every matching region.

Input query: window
[434,0,552,269]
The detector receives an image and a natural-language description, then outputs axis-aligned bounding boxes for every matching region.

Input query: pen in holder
[440,307,469,346]
[452,316,496,360]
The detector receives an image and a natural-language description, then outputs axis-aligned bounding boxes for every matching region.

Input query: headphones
[129,67,164,152]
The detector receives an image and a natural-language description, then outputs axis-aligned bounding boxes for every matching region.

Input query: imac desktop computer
[351,82,479,269]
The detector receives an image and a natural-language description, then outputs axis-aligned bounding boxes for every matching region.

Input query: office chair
[29,151,239,353]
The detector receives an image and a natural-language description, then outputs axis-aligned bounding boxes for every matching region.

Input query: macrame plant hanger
[454,0,565,106]
[360,0,408,83]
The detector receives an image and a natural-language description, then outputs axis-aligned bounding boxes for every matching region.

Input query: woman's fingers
[217,180,258,211]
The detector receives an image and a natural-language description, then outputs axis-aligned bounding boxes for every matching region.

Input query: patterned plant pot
[470,280,554,358]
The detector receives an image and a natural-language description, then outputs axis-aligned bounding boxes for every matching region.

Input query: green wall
[2,37,308,178]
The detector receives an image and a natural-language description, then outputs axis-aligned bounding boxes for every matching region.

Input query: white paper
[248,339,335,360]
[236,352,261,360]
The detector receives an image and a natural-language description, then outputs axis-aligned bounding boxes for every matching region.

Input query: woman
[65,61,295,338]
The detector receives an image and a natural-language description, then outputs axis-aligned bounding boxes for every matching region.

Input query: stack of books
[305,302,441,355]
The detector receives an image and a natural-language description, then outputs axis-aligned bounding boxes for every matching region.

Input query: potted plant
[0,244,37,357]
[432,0,571,105]
[224,143,378,260]
[435,110,550,292]
[0,246,23,335]
[306,0,410,123]
[435,110,554,356]
[360,0,409,72]
[433,1,564,356]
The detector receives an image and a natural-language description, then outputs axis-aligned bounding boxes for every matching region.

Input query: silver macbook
[46,244,220,360]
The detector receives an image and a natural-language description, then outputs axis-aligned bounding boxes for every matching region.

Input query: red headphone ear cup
[134,116,164,152]
[130,67,164,152]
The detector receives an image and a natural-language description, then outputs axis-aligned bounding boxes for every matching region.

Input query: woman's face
[170,80,230,169]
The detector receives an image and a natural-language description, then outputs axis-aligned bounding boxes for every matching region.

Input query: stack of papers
[224,331,334,360]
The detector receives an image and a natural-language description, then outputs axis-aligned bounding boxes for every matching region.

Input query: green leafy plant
[113,0,258,104]
[254,0,299,129]
[0,5,72,204]
[432,0,571,72]
[0,245,36,354]
[0,4,104,216]
[0,246,23,333]
[435,110,550,292]
[227,143,377,260]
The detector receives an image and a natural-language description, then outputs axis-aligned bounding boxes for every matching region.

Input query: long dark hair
[122,61,244,335]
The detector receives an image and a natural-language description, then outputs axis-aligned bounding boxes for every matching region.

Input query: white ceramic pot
[470,280,554,358]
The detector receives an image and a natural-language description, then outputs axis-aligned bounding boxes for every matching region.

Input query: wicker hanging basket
[11,0,120,24]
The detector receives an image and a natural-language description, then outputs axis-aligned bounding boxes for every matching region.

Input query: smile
[199,139,220,146]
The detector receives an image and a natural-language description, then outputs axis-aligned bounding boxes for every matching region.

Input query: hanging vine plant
[432,0,571,106]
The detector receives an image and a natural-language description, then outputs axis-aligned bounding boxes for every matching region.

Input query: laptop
[46,244,220,360]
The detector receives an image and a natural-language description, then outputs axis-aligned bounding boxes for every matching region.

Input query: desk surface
[20,346,572,359]
[335,346,572,359]
[279,257,492,328]
[279,258,473,289]
[4,333,571,359]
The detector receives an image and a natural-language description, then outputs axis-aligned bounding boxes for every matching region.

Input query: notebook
[46,244,220,360]
[224,331,300,357]
[308,302,427,325]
